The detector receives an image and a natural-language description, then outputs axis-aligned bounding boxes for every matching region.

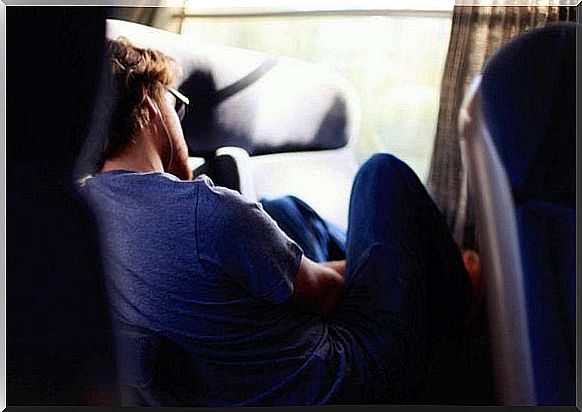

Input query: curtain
[426,3,577,249]
[109,1,182,31]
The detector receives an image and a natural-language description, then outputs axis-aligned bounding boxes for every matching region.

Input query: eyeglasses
[166,87,190,122]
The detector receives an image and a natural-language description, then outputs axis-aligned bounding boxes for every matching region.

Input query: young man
[82,38,473,406]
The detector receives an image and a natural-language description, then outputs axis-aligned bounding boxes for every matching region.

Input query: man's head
[103,37,192,180]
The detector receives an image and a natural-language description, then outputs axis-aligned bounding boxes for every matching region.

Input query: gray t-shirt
[81,171,367,406]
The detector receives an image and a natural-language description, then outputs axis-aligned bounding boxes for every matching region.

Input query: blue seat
[114,323,198,406]
[459,23,575,405]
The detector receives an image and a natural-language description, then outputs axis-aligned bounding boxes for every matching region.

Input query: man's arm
[291,256,345,317]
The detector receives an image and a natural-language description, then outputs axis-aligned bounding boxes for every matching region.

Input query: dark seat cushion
[517,201,575,405]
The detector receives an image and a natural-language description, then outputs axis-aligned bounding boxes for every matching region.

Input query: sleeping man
[81,37,474,406]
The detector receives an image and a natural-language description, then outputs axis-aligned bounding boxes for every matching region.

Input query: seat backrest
[459,23,576,406]
[8,7,119,405]
[114,323,198,406]
[480,23,575,209]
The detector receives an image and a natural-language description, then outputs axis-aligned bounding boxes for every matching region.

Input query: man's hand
[292,256,345,317]
[321,260,346,278]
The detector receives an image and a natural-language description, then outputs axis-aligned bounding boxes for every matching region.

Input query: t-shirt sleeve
[196,177,303,304]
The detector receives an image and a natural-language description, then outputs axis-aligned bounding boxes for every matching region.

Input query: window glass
[176,13,452,181]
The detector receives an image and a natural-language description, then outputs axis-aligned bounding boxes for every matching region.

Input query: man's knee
[356,153,418,187]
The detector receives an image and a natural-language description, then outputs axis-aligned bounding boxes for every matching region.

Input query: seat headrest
[480,23,575,207]
[105,19,359,157]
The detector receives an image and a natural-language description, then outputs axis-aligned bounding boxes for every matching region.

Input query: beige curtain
[110,2,182,31]
[426,4,577,249]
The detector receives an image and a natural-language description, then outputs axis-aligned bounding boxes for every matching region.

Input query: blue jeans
[260,154,472,402]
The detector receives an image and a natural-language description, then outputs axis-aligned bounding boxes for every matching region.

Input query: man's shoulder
[195,174,252,208]
[80,171,208,209]
[84,170,199,190]
[80,171,252,219]
[195,174,268,229]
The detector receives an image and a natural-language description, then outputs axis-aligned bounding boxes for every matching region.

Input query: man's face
[158,89,193,181]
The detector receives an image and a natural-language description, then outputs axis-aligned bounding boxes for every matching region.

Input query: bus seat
[458,23,575,405]
[8,7,119,405]
[105,19,360,232]
[115,323,198,406]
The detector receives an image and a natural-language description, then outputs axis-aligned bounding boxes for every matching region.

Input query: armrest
[214,147,257,201]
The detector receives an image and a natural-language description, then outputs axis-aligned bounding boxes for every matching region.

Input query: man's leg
[260,196,346,262]
[338,153,472,402]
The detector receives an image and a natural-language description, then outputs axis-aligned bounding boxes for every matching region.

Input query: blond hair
[104,37,178,160]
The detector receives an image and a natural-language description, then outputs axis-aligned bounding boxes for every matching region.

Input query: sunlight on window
[177,14,452,181]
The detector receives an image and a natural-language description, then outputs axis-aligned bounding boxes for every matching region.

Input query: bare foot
[462,249,482,323]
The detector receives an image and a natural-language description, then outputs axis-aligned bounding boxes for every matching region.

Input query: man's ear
[145,96,162,121]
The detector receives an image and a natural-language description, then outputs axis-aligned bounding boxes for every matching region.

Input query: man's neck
[101,133,165,174]
[101,157,164,174]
